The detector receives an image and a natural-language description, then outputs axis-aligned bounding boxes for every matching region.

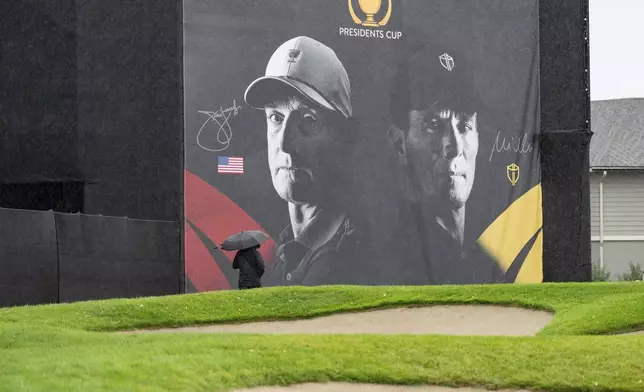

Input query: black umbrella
[219,230,269,251]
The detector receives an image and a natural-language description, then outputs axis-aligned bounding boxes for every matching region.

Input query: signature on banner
[488,130,534,162]
[196,100,242,152]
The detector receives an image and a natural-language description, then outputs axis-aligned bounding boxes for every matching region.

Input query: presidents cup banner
[184,0,542,291]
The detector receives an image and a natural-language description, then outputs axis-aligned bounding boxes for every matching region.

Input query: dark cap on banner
[390,42,483,128]
[244,36,352,118]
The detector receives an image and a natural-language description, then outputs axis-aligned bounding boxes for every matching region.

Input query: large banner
[184,0,542,291]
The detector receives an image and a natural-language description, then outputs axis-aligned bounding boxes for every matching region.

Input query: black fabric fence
[0,207,181,307]
[541,130,593,282]
[0,208,58,307]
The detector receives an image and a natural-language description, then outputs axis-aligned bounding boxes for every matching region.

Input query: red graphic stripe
[184,170,276,291]
[184,223,231,291]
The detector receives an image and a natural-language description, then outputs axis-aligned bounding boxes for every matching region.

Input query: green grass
[1,282,643,392]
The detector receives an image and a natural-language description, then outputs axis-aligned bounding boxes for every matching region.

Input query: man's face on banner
[264,95,341,205]
[405,105,479,209]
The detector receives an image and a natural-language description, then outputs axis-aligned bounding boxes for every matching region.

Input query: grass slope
[1,282,643,392]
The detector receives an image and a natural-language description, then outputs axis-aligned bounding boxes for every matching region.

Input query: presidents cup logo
[287,49,301,64]
[507,163,520,186]
[439,53,454,72]
[340,0,402,40]
[349,0,392,27]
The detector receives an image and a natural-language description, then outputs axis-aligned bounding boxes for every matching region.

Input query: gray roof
[590,98,644,168]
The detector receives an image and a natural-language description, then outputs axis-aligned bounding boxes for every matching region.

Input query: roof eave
[590,166,644,171]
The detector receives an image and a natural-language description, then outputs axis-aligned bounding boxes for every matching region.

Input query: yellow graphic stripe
[478,183,543,275]
[516,230,543,283]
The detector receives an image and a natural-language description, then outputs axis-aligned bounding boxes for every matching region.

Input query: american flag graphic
[217,156,244,174]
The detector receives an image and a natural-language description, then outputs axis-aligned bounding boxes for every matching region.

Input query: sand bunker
[230,382,530,392]
[128,305,553,336]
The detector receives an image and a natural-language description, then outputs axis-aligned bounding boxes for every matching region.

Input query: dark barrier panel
[539,0,590,132]
[0,1,80,185]
[76,0,183,222]
[539,0,592,281]
[0,208,58,307]
[1,0,183,220]
[3,0,185,292]
[541,130,592,282]
[56,214,181,302]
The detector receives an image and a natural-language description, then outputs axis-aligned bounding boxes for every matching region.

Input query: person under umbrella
[232,245,266,290]
[221,230,268,290]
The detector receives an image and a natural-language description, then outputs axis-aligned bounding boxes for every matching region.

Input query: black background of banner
[0,0,590,305]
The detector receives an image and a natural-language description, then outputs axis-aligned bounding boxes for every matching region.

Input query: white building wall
[590,170,644,278]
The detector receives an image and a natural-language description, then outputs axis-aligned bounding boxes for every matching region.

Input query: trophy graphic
[359,0,382,26]
[348,0,392,27]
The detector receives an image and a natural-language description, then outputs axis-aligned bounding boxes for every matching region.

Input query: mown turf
[1,282,643,392]
[3,282,644,335]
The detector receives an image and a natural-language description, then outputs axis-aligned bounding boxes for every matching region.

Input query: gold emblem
[507,163,520,186]
[348,0,392,27]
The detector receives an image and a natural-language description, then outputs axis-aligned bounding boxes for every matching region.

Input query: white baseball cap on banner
[244,36,352,118]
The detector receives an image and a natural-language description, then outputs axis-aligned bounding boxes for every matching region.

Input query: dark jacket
[386,201,507,285]
[263,212,383,287]
[232,247,265,289]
